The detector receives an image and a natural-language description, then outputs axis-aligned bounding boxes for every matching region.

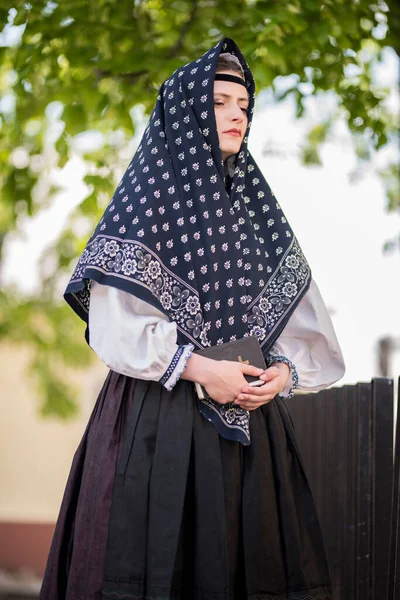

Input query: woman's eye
[214,101,224,107]
[241,107,248,114]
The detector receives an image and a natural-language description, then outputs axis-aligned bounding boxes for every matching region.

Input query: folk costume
[41,38,345,600]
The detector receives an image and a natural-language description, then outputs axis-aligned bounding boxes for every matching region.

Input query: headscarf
[65,38,311,444]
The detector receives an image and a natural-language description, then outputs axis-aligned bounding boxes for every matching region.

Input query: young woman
[41,38,345,600]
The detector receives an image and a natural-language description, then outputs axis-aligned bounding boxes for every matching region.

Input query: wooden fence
[286,377,399,600]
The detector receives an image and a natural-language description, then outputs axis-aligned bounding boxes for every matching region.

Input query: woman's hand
[202,359,266,405]
[180,352,265,405]
[181,353,291,409]
[233,362,291,411]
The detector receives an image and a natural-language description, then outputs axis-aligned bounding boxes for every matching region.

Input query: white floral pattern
[199,397,251,445]
[69,235,308,351]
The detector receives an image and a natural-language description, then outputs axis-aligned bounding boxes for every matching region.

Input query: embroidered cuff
[267,354,299,399]
[159,343,195,391]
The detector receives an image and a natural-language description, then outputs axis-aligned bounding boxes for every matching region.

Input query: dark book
[193,336,267,400]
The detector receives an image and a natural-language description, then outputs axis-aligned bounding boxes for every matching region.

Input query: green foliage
[380,162,400,212]
[0,0,398,417]
[0,289,91,416]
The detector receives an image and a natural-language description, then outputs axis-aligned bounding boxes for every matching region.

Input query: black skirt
[41,371,332,600]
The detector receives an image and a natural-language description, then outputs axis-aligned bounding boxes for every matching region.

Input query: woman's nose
[229,105,245,121]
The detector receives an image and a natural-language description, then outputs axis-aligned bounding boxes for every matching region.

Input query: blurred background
[0,0,399,596]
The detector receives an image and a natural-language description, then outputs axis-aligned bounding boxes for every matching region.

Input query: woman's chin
[221,144,241,159]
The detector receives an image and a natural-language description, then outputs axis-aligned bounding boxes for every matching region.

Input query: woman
[41,38,345,600]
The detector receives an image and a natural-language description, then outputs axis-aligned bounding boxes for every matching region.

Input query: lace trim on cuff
[159,343,195,391]
[267,354,299,399]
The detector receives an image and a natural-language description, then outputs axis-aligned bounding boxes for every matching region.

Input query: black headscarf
[65,38,311,444]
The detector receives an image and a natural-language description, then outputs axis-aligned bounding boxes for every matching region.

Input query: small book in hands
[193,336,267,400]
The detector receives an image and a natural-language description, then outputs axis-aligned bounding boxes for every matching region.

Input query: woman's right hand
[203,359,265,405]
[180,352,264,405]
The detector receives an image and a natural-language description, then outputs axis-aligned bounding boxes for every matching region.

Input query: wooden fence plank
[388,378,400,599]
[355,382,372,600]
[371,378,394,599]
[343,384,357,600]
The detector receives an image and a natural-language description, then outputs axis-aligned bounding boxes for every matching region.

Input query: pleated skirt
[41,370,332,600]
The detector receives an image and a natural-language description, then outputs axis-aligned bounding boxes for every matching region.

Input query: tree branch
[94,0,199,85]
[94,68,147,84]
[386,0,400,57]
[166,0,199,59]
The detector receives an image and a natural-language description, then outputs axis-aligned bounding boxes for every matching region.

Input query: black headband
[214,73,248,89]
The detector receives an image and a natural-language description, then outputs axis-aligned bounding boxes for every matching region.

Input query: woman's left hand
[233,362,291,411]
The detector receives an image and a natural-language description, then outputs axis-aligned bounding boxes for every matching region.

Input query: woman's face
[213,71,249,161]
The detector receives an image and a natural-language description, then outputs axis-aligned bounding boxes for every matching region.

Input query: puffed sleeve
[88,281,194,391]
[267,278,345,398]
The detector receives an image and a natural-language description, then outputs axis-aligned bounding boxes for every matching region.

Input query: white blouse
[88,279,345,397]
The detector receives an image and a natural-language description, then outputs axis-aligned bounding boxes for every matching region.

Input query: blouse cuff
[159,343,195,391]
[267,354,299,399]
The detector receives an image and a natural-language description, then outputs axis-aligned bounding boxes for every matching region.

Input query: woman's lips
[224,130,241,137]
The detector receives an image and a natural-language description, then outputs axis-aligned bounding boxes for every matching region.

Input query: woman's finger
[234,393,275,408]
[236,398,271,410]
[237,391,276,401]
[240,382,278,396]
[259,366,280,381]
